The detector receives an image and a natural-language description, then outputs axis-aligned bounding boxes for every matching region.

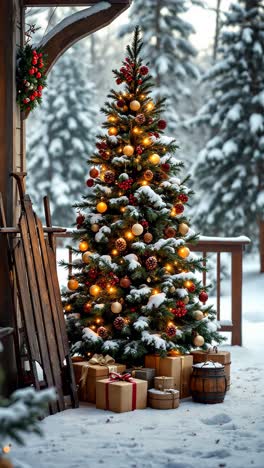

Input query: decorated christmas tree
[63,28,224,364]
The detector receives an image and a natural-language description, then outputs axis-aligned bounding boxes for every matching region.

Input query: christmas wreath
[16,44,47,113]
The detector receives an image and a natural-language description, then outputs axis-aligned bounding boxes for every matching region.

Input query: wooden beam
[24,0,129,5]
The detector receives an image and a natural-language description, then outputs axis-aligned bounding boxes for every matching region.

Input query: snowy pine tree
[63,29,224,364]
[119,0,200,133]
[27,44,97,227]
[192,0,264,243]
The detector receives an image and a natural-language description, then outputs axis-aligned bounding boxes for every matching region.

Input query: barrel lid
[193,361,224,369]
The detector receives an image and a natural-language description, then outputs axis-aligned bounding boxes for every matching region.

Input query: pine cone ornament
[166,324,177,337]
[113,316,125,330]
[97,326,108,339]
[174,203,184,214]
[104,170,115,184]
[164,226,176,238]
[178,194,189,203]
[146,256,157,270]
[144,170,153,181]
[135,113,146,125]
[115,237,127,252]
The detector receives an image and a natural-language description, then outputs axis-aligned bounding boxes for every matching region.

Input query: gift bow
[88,354,115,366]
[109,372,134,382]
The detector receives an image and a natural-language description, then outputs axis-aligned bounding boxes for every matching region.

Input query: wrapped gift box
[148,388,179,410]
[126,368,156,389]
[73,357,126,403]
[191,349,231,390]
[96,376,148,413]
[145,355,193,398]
[154,376,174,391]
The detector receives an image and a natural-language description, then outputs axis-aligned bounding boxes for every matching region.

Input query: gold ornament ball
[89,284,101,296]
[130,100,141,111]
[144,169,153,181]
[183,296,189,304]
[79,240,89,252]
[96,201,108,213]
[67,278,79,291]
[132,223,144,236]
[91,223,100,233]
[170,286,176,293]
[108,127,118,136]
[64,304,72,313]
[123,145,134,156]
[193,335,205,347]
[111,301,122,314]
[82,251,93,264]
[179,223,189,236]
[194,310,204,321]
[149,153,160,165]
[144,232,153,244]
[178,246,190,259]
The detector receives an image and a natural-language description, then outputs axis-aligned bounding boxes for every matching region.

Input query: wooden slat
[23,197,65,411]
[202,252,206,286]
[216,252,221,321]
[231,248,243,346]
[19,214,59,413]
[24,0,129,5]
[259,220,264,273]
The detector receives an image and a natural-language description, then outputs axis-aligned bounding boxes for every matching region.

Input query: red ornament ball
[37,85,43,91]
[30,94,35,101]
[161,163,170,172]
[113,316,125,330]
[140,65,149,76]
[120,276,131,288]
[174,203,185,214]
[29,68,35,75]
[86,178,94,187]
[178,194,189,203]
[90,167,99,178]
[117,99,125,108]
[36,72,41,79]
[76,214,85,225]
[188,284,196,293]
[116,78,122,85]
[97,326,108,339]
[199,291,208,303]
[158,120,167,130]
[166,325,177,337]
[83,302,92,313]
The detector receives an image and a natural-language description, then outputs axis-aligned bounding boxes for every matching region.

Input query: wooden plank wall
[0,0,24,393]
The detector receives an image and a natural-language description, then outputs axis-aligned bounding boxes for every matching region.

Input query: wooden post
[259,220,264,273]
[0,0,25,393]
[231,246,243,346]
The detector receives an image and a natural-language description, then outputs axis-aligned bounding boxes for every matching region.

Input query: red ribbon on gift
[105,372,137,411]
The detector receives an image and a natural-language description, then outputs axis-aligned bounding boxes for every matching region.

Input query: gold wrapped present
[96,372,148,413]
[154,376,174,391]
[73,354,126,403]
[145,354,193,398]
[148,388,179,409]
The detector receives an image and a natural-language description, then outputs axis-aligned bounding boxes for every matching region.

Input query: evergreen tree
[63,28,223,364]
[119,0,200,132]
[192,0,264,243]
[27,44,97,227]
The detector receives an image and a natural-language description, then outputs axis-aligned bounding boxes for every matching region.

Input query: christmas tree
[27,43,97,227]
[63,28,224,364]
[191,0,264,244]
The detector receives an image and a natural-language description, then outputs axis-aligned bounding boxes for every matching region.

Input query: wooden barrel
[190,362,227,404]
[191,350,231,391]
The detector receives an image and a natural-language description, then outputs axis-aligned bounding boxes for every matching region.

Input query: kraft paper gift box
[73,355,126,403]
[191,349,231,390]
[125,368,156,389]
[145,355,193,398]
[96,376,148,413]
[154,376,174,391]
[148,388,180,410]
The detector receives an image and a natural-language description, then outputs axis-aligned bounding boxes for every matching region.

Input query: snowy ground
[11,256,264,468]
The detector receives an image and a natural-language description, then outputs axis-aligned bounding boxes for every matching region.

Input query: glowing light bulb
[141,180,148,186]
[120,207,126,213]
[146,101,155,111]
[170,208,176,217]
[125,231,134,240]
[165,263,173,272]
[133,126,141,135]
[152,289,159,295]
[96,318,101,324]
[2,445,11,454]
[112,249,118,256]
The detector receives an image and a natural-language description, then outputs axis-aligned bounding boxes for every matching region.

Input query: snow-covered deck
[10,258,264,468]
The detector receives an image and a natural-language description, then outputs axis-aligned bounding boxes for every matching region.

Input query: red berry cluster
[149,131,160,139]
[139,65,149,76]
[178,194,189,203]
[129,194,137,206]
[172,301,187,318]
[76,214,85,226]
[109,272,119,286]
[116,58,135,84]
[96,141,108,150]
[161,163,170,172]
[136,145,144,155]
[174,203,185,214]
[118,178,134,190]
[88,268,98,280]
[141,220,149,229]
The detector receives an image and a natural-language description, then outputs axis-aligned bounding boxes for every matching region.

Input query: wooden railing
[55,232,250,347]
